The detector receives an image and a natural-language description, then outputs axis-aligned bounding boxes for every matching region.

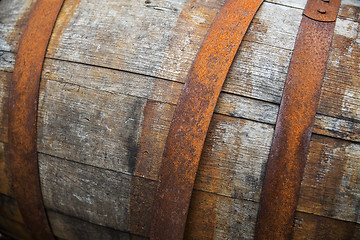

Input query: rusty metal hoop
[255,0,341,239]
[150,0,264,239]
[8,0,64,239]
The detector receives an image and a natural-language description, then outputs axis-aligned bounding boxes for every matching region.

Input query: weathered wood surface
[42,0,360,127]
[39,153,131,232]
[0,0,359,239]
[292,212,360,240]
[0,216,32,240]
[47,210,132,240]
[37,0,360,238]
[298,135,360,224]
[0,193,23,225]
[0,0,35,53]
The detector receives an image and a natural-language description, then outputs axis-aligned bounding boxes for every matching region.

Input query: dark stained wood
[39,153,131,232]
[129,176,157,236]
[0,194,23,224]
[47,211,131,240]
[292,211,360,240]
[0,216,32,240]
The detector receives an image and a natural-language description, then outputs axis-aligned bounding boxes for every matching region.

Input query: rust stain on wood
[184,190,217,240]
[298,136,349,217]
[150,0,264,238]
[255,1,340,237]
[292,211,360,239]
[135,101,175,180]
[129,176,157,236]
[0,72,11,144]
[8,0,64,239]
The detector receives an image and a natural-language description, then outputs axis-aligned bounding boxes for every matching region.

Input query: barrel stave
[0,0,359,239]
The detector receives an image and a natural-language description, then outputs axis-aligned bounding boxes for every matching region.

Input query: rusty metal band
[8,0,64,239]
[255,0,341,239]
[149,0,264,239]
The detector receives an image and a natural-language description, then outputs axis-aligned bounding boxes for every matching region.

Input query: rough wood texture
[318,17,360,123]
[298,135,360,223]
[47,211,131,240]
[194,114,273,202]
[0,194,23,225]
[292,212,360,240]
[129,176,157,236]
[41,58,360,144]
[39,153,131,232]
[42,0,360,128]
[38,75,146,175]
[0,71,10,146]
[185,190,259,240]
[0,0,359,239]
[0,142,10,197]
[0,216,32,240]
[46,0,186,77]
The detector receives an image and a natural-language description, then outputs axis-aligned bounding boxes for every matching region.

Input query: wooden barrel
[0,0,359,239]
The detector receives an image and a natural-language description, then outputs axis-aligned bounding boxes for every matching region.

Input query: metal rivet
[318,9,327,14]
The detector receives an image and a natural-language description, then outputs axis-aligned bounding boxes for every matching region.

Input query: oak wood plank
[46,0,187,77]
[298,135,360,224]
[194,114,273,202]
[292,211,360,240]
[0,142,10,196]
[0,216,32,240]
[0,193,23,225]
[129,176,157,237]
[38,77,146,175]
[318,17,360,123]
[39,153,131,232]
[0,71,11,144]
[0,0,36,53]
[47,210,131,240]
[185,190,259,240]
[0,51,15,73]
[41,58,359,144]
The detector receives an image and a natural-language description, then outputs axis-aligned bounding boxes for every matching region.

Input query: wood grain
[292,211,360,240]
[129,176,157,236]
[0,0,359,239]
[47,210,131,240]
[39,153,131,232]
[0,71,11,144]
[0,142,10,196]
[46,0,186,77]
[0,0,36,53]
[298,135,360,223]
[318,17,360,122]
[185,190,259,240]
[194,114,273,202]
[41,58,359,144]
[0,71,11,197]
[38,76,146,175]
